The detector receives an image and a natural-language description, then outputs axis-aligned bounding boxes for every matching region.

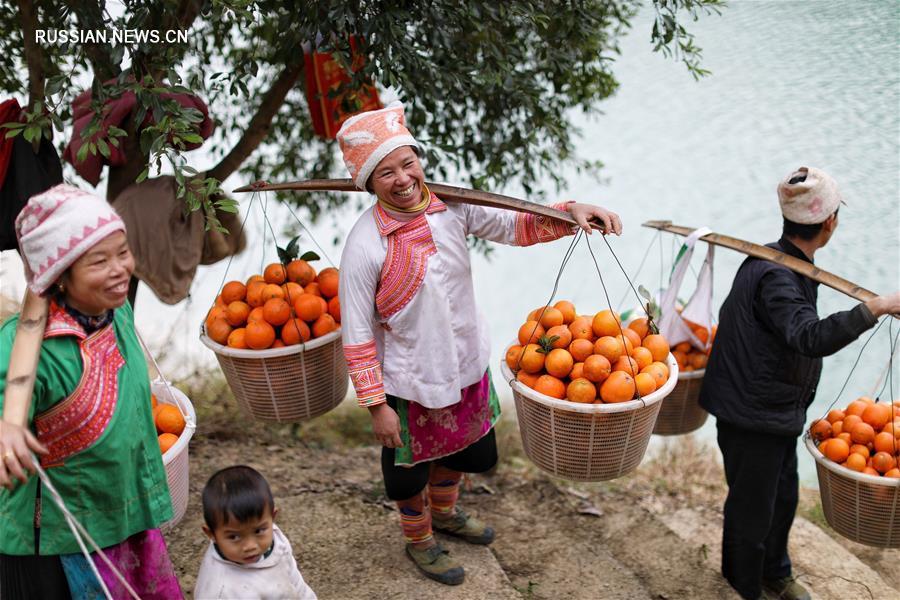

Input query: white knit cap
[777,166,845,224]
[336,101,422,190]
[15,184,126,295]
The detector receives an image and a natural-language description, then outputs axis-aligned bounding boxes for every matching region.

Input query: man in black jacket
[699,166,900,600]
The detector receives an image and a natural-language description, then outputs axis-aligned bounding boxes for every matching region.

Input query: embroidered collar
[374,191,446,237]
[56,296,114,334]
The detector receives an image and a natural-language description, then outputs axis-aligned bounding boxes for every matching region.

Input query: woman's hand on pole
[566,202,623,236]
[368,403,403,448]
[0,421,48,489]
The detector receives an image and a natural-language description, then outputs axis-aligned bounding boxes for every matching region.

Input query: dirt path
[163,395,900,599]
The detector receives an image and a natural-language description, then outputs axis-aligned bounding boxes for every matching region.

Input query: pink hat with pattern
[15,184,126,295]
[336,101,422,190]
[777,166,845,224]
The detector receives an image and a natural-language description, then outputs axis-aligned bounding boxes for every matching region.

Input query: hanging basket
[152,380,196,531]
[200,328,348,423]
[652,369,708,435]
[501,350,679,482]
[805,436,900,548]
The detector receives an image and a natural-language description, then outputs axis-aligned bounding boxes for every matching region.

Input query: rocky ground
[161,375,900,600]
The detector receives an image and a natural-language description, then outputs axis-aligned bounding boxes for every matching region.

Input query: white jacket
[193,525,316,600]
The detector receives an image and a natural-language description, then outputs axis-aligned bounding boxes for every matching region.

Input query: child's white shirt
[193,524,316,600]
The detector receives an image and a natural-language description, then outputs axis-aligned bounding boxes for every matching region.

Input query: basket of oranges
[652,322,715,436]
[501,303,679,482]
[805,397,900,547]
[151,379,196,530]
[200,259,348,423]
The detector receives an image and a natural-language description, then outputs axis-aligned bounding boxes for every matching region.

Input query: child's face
[204,506,278,565]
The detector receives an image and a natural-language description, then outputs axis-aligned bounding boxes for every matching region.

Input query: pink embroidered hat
[777,166,845,224]
[336,101,422,190]
[15,184,126,295]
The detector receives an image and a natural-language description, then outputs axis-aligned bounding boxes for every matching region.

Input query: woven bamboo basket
[152,380,196,531]
[805,436,900,547]
[652,369,708,435]
[501,350,679,481]
[200,328,348,423]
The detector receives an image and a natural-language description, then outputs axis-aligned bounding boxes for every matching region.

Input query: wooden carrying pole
[642,220,878,302]
[2,289,48,427]
[232,178,603,230]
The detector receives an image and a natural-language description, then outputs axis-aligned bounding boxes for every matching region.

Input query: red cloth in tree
[0,98,22,187]
[63,85,214,186]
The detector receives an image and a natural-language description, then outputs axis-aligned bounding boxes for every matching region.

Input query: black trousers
[0,554,72,599]
[381,396,498,500]
[716,420,798,600]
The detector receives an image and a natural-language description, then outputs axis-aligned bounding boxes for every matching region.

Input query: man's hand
[368,403,403,448]
[865,292,900,318]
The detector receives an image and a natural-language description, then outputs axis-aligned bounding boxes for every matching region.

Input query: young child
[194,466,316,599]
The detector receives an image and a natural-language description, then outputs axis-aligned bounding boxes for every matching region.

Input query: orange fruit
[593,336,624,363]
[612,355,640,376]
[281,282,305,302]
[155,404,185,436]
[225,301,251,326]
[245,320,276,350]
[692,327,709,346]
[850,422,875,446]
[583,354,612,383]
[553,300,576,324]
[206,318,233,345]
[568,338,594,363]
[311,313,337,338]
[837,432,852,446]
[568,317,594,341]
[262,298,291,326]
[271,340,286,348]
[649,361,669,378]
[849,444,870,458]
[246,274,265,286]
[227,327,248,349]
[545,325,573,350]
[591,309,621,338]
[534,374,566,399]
[248,306,266,323]
[221,280,247,304]
[294,293,325,322]
[826,409,845,424]
[205,306,226,329]
[545,349,574,378]
[672,350,688,369]
[506,344,524,371]
[150,394,158,409]
[317,268,340,299]
[831,420,844,436]
[287,259,316,285]
[873,431,896,455]
[519,344,546,374]
[809,419,832,442]
[281,318,311,345]
[526,307,543,322]
[539,307,564,329]
[824,437,850,463]
[842,414,862,434]
[246,281,267,307]
[631,346,653,371]
[627,318,650,340]
[884,468,900,479]
[261,283,286,303]
[570,362,585,380]
[675,341,692,354]
[844,452,866,472]
[622,328,642,352]
[845,399,868,417]
[862,403,892,430]
[518,321,545,345]
[864,467,880,477]
[566,378,597,403]
[516,370,540,389]
[642,334,670,362]
[872,451,897,474]
[600,371,636,403]
[304,282,322,297]
[640,363,667,388]
[264,262,287,284]
[634,372,657,397]
[158,433,179,454]
[689,352,708,370]
[328,296,341,323]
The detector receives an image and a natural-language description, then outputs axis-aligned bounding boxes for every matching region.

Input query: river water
[1,1,897,483]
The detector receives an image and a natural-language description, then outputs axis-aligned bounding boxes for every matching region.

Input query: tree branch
[16,0,44,109]
[67,0,120,81]
[206,59,304,183]
[150,0,203,82]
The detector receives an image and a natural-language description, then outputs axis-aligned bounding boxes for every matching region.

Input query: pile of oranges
[151,393,186,454]
[505,301,672,404]
[672,318,717,373]
[810,397,900,478]
[204,260,341,350]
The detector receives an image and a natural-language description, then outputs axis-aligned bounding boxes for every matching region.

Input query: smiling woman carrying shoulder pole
[0,185,182,599]
[336,102,622,586]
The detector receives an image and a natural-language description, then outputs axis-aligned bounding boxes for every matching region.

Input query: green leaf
[638,285,652,302]
[299,251,320,262]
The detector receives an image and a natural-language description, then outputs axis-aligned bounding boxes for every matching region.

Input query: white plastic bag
[657,228,715,350]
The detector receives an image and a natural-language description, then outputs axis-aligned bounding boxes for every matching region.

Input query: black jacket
[699,238,877,436]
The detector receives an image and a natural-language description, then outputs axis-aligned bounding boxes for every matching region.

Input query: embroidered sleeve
[339,230,387,407]
[343,340,385,407]
[461,202,574,246]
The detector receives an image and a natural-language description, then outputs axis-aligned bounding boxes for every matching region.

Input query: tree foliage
[0,0,723,228]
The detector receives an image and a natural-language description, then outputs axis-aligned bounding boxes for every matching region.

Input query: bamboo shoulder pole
[642,220,877,302]
[2,290,49,427]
